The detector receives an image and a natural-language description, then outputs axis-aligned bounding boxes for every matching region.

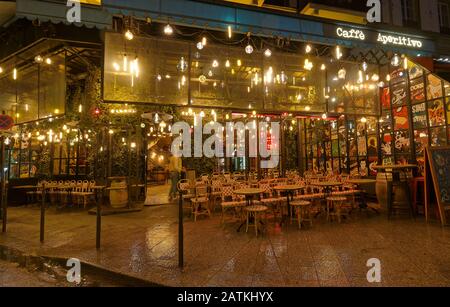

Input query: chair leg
[246,211,249,233]
[298,208,302,230]
[255,213,258,237]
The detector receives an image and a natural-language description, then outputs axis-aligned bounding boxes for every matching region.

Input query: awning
[102,0,435,56]
[13,0,112,29]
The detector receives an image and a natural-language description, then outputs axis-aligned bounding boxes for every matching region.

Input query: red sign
[0,114,14,130]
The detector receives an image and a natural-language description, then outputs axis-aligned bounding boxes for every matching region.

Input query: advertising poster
[428,99,446,127]
[392,82,407,106]
[427,74,443,100]
[412,102,427,130]
[393,106,409,130]
[410,78,425,103]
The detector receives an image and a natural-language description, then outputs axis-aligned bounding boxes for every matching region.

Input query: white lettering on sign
[336,27,366,41]
[377,33,423,48]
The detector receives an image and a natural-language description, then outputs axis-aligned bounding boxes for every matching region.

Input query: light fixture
[305,106,311,111]
[304,59,313,71]
[361,117,367,123]
[0,67,3,74]
[124,30,134,40]
[237,59,242,66]
[245,44,254,54]
[13,68,17,80]
[199,75,206,83]
[227,26,232,39]
[391,54,400,66]
[196,42,204,50]
[109,129,114,134]
[371,74,380,82]
[321,64,326,71]
[225,60,230,68]
[45,58,52,65]
[177,57,188,72]
[34,55,44,64]
[202,37,207,46]
[164,24,173,35]
[305,44,312,54]
[338,68,346,79]
[212,60,219,68]
[264,48,272,57]
[336,46,342,60]
[362,61,368,72]
[403,57,408,70]
[322,113,328,120]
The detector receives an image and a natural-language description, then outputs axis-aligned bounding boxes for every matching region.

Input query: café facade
[0,0,449,188]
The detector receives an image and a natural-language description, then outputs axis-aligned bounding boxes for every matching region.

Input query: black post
[96,187,103,249]
[178,190,184,268]
[40,184,46,243]
[1,136,6,233]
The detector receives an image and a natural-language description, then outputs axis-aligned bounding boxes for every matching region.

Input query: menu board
[427,74,443,100]
[392,82,408,106]
[425,146,450,226]
[428,99,446,127]
[410,78,425,103]
[393,106,409,130]
[412,103,427,129]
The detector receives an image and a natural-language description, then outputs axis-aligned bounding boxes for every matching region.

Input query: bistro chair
[258,182,282,221]
[210,179,223,212]
[178,179,196,216]
[191,185,211,221]
[220,185,245,224]
[326,196,349,223]
[244,205,268,237]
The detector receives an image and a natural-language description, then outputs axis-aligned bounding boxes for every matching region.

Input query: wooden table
[274,185,304,226]
[347,179,377,212]
[234,188,265,232]
[313,182,344,195]
[372,165,417,218]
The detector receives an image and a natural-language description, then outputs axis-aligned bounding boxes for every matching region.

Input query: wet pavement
[1,203,450,287]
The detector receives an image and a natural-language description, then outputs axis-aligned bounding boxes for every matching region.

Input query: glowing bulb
[113,62,120,71]
[264,48,272,57]
[322,113,327,120]
[336,46,342,60]
[321,64,326,71]
[361,117,367,123]
[212,60,219,68]
[305,44,312,54]
[34,55,43,64]
[227,26,232,39]
[45,58,52,65]
[202,37,207,46]
[196,42,204,50]
[124,30,134,40]
[164,24,173,35]
[305,106,311,111]
[225,60,230,68]
[237,59,242,66]
[245,44,254,54]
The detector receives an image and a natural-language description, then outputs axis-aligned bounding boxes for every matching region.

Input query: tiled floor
[1,203,450,287]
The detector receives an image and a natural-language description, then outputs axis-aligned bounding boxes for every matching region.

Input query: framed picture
[412,102,427,130]
[410,78,425,103]
[427,74,443,100]
[428,99,446,127]
[391,82,408,106]
[393,106,409,130]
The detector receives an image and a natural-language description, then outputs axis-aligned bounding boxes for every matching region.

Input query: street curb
[0,244,165,287]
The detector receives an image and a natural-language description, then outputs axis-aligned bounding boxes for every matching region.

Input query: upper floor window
[439,1,450,30]
[401,0,420,26]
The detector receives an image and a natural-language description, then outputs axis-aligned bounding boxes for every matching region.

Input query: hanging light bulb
[227,26,232,39]
[201,37,207,46]
[391,54,400,66]
[371,74,380,82]
[177,57,188,72]
[321,64,326,71]
[338,68,346,79]
[336,46,342,60]
[124,30,134,40]
[245,44,254,54]
[13,68,17,80]
[304,59,313,71]
[212,60,219,68]
[322,113,328,120]
[237,59,242,66]
[305,106,311,111]
[362,61,368,72]
[225,60,230,68]
[164,24,173,35]
[361,117,367,123]
[45,58,52,65]
[305,44,312,54]
[196,42,204,50]
[403,57,408,70]
[34,55,44,64]
[264,48,272,57]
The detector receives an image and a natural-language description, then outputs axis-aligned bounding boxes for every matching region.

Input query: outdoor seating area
[178,171,378,235]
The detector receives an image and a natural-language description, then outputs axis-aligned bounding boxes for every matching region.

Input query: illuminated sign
[331,25,425,49]
[376,33,423,48]
[336,27,366,41]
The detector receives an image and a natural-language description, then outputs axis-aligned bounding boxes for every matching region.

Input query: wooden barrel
[376,171,413,210]
[109,180,128,208]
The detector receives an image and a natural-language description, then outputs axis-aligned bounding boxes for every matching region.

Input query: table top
[313,182,344,187]
[234,188,265,196]
[11,185,38,189]
[273,185,304,191]
[92,186,107,190]
[373,164,417,171]
[347,179,377,185]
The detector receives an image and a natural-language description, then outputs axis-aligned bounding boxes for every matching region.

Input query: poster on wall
[394,130,411,153]
[358,136,367,156]
[390,67,406,83]
[381,87,390,109]
[412,102,427,130]
[410,78,425,103]
[393,106,409,130]
[391,82,408,106]
[414,130,428,156]
[369,157,378,176]
[367,136,378,156]
[427,74,443,100]
[332,140,339,157]
[409,65,423,80]
[382,133,392,155]
[430,127,448,147]
[428,99,446,127]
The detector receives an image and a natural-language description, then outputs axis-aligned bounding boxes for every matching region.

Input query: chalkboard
[425,146,450,226]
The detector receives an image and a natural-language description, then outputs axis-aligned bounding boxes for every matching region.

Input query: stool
[291,200,313,230]
[245,205,268,237]
[326,197,348,223]
[412,177,424,216]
